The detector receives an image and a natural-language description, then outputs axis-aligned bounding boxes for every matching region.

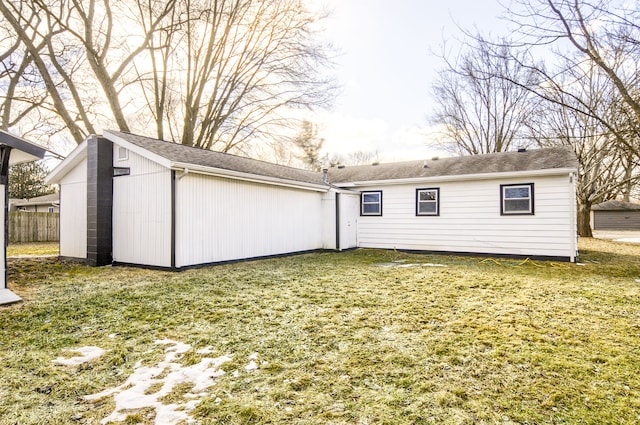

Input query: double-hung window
[361,191,382,216]
[416,188,439,216]
[501,183,534,215]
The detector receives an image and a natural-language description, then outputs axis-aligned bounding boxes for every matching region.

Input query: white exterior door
[339,193,359,250]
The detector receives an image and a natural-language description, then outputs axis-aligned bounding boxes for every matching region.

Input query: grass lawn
[7,241,59,257]
[0,239,639,424]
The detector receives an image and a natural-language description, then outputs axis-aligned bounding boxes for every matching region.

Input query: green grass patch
[0,238,639,424]
[7,241,59,257]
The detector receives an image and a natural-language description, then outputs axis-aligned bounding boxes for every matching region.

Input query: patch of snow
[85,340,232,425]
[108,333,117,339]
[53,346,106,366]
[245,360,258,372]
[245,353,260,372]
[615,238,640,244]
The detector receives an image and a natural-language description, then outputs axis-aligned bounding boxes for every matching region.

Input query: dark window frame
[416,187,440,216]
[500,183,534,215]
[360,190,382,216]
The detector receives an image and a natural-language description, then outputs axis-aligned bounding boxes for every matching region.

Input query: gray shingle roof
[327,147,578,183]
[106,131,325,186]
[592,200,640,211]
[106,131,577,187]
[12,192,59,206]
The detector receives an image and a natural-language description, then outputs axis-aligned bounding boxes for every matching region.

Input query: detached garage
[592,200,640,230]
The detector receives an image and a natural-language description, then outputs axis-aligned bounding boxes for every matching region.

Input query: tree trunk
[577,201,593,238]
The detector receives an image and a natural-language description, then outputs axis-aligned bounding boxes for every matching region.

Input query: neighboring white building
[10,193,60,213]
[0,130,47,305]
[46,131,579,269]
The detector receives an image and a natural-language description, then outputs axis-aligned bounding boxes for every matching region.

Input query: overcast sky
[312,0,507,161]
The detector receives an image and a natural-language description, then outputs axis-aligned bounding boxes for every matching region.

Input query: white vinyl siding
[175,173,324,268]
[112,148,171,267]
[59,161,87,259]
[355,175,575,260]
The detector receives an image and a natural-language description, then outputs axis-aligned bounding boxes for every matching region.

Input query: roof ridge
[329,146,574,169]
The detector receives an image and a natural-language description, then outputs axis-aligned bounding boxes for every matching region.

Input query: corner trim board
[171,170,176,269]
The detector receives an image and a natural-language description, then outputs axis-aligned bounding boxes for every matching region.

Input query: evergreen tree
[8,161,55,199]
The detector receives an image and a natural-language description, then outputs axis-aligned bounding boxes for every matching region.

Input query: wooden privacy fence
[8,212,59,243]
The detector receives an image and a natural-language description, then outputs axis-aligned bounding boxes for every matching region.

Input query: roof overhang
[106,131,327,192]
[0,129,47,164]
[171,162,329,193]
[332,167,578,188]
[45,132,330,192]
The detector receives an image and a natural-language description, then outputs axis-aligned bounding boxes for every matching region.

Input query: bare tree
[529,61,640,236]
[0,0,177,142]
[0,0,336,154]
[504,0,640,152]
[430,36,539,155]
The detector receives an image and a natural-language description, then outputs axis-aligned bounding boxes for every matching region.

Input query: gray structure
[592,200,640,230]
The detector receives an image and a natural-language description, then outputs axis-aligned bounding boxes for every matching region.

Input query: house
[46,131,579,269]
[10,193,60,213]
[591,200,640,230]
[327,149,578,261]
[0,130,48,305]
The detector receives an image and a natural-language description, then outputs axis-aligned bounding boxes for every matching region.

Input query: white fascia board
[103,130,172,168]
[9,150,42,166]
[171,162,330,192]
[333,168,578,188]
[328,186,360,195]
[45,140,88,184]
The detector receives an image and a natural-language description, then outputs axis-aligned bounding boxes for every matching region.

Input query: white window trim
[501,183,534,215]
[361,191,382,216]
[416,188,440,216]
[117,146,129,161]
